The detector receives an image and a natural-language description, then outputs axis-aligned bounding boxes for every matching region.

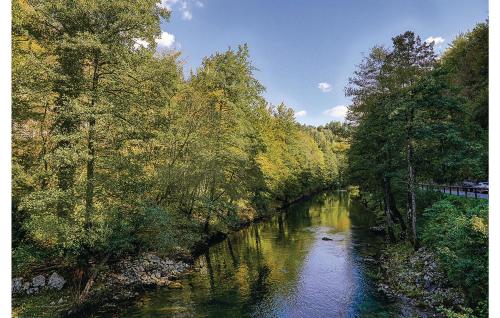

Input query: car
[461,181,476,190]
[475,182,488,194]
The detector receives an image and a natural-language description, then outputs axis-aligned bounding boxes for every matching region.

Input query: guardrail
[418,183,488,199]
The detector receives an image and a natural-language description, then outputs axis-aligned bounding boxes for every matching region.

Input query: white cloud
[318,82,332,93]
[295,110,307,117]
[133,32,176,50]
[155,31,175,48]
[182,10,193,20]
[158,0,178,10]
[425,36,445,46]
[323,105,348,121]
[158,0,201,21]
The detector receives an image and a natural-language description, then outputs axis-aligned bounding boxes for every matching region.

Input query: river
[118,191,415,317]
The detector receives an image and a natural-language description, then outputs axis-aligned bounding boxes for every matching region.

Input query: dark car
[461,181,476,190]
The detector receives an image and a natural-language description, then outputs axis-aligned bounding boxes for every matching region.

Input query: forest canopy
[11,0,349,276]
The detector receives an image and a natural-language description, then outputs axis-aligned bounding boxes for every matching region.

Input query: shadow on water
[117,191,413,317]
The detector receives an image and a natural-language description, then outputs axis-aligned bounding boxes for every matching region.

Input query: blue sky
[156,0,488,126]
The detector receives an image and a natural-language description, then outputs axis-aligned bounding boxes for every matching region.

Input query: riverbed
[117,191,415,317]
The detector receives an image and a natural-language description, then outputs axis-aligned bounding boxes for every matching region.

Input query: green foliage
[421,197,488,316]
[441,22,488,130]
[135,207,204,255]
[347,24,488,190]
[12,0,347,279]
[415,189,445,214]
[437,306,475,318]
[346,24,488,311]
[12,245,58,276]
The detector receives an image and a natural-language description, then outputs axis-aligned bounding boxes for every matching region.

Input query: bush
[416,188,445,214]
[12,244,60,276]
[135,206,204,255]
[89,206,206,259]
[421,196,488,316]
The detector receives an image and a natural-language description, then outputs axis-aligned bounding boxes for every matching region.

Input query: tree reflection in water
[120,191,410,318]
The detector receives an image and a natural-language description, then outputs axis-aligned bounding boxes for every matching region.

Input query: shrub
[421,196,488,316]
[416,188,445,215]
[135,206,204,255]
[12,244,56,276]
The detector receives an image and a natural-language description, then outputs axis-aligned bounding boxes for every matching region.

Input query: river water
[120,191,412,317]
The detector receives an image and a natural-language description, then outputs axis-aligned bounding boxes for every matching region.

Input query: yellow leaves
[208,89,225,100]
[471,216,488,236]
[255,153,286,185]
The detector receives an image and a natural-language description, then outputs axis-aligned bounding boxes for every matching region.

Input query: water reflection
[121,191,401,317]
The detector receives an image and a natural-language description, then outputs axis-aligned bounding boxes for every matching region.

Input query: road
[423,186,488,200]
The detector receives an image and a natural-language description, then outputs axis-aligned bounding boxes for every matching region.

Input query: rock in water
[321,237,333,241]
[32,275,46,288]
[48,272,66,290]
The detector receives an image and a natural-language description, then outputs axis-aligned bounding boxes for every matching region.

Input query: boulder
[48,272,66,290]
[12,278,23,294]
[147,254,162,264]
[27,287,39,294]
[165,259,174,265]
[23,282,31,291]
[32,275,46,288]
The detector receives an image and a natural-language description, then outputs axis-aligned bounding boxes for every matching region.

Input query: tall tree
[346,46,407,240]
[380,32,435,247]
[14,0,175,299]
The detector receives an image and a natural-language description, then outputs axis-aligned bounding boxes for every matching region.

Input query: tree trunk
[77,254,109,304]
[78,269,97,304]
[85,117,95,230]
[85,53,100,231]
[382,177,396,242]
[203,213,211,233]
[387,179,407,238]
[406,109,418,249]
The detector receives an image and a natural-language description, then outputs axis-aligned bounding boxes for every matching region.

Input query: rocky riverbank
[12,253,192,317]
[103,253,190,288]
[13,272,66,296]
[374,243,469,317]
[13,190,333,317]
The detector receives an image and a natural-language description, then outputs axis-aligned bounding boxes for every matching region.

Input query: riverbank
[12,187,334,318]
[103,190,409,317]
[364,192,488,318]
[12,253,192,318]
[374,242,467,317]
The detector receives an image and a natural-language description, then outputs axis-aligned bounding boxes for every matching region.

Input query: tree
[440,22,488,179]
[346,27,487,248]
[346,46,407,241]
[12,2,348,305]
[13,0,175,300]
[379,32,436,248]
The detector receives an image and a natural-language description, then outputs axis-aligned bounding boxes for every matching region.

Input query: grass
[12,289,73,318]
